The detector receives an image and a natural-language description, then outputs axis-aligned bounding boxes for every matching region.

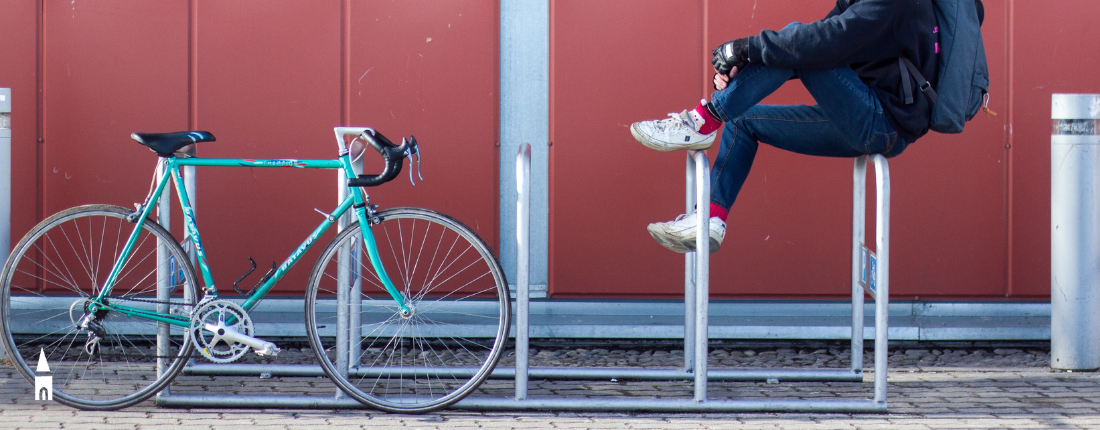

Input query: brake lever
[404,136,424,186]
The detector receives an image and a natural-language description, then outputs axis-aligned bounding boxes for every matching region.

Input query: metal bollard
[1051,93,1100,370]
[0,88,9,362]
[0,89,10,269]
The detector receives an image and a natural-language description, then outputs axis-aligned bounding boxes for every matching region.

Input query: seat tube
[171,165,216,292]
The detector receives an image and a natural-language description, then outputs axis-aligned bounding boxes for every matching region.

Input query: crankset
[189,299,280,363]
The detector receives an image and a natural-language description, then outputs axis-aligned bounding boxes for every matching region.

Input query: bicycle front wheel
[0,205,198,410]
[305,207,510,413]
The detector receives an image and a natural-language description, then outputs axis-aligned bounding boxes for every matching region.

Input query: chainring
[189,299,254,363]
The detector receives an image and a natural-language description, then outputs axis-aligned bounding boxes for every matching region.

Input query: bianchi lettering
[241,159,307,168]
[281,234,317,272]
[183,208,206,258]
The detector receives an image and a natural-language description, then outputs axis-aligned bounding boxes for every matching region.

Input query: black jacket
[745,0,938,143]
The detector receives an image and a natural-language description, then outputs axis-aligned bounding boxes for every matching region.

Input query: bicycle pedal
[254,344,281,358]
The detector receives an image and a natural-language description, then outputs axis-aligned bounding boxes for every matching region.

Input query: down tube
[240,197,355,312]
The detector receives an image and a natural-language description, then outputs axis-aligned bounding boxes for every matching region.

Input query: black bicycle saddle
[131,131,216,157]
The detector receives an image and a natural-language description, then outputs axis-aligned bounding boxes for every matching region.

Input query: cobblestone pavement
[2,341,1098,429]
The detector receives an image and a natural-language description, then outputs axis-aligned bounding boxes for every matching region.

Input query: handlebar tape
[347,129,408,188]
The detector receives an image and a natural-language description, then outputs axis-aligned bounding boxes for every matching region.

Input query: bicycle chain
[111,295,193,307]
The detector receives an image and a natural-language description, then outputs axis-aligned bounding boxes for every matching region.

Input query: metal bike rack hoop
[158,147,891,414]
[486,150,891,413]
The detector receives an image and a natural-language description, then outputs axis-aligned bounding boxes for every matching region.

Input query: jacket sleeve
[825,1,841,20]
[746,0,898,69]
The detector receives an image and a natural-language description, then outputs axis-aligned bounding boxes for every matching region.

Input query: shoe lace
[671,211,698,223]
[653,112,693,133]
[671,211,720,226]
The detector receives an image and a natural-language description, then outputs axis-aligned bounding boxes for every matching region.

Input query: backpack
[900,0,990,134]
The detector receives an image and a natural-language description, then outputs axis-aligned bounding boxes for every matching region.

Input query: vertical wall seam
[546,0,554,295]
[341,0,350,126]
[493,0,502,250]
[701,0,708,100]
[1005,0,1014,297]
[189,0,198,129]
[35,0,44,225]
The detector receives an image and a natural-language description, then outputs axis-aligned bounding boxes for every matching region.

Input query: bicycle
[0,127,511,412]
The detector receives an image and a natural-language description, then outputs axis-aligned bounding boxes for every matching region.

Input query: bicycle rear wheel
[0,205,198,410]
[305,207,510,413]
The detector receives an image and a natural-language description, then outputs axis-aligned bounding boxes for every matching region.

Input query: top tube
[175,158,343,169]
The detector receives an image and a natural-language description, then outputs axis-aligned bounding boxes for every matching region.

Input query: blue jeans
[707,62,910,211]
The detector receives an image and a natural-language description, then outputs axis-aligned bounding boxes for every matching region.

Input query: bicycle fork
[353,196,413,317]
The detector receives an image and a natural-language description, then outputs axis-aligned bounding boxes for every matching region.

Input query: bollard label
[1052,119,1099,135]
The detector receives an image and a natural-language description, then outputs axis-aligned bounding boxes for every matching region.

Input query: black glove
[711,38,749,76]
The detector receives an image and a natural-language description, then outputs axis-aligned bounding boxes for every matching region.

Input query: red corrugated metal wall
[549,0,1100,300]
[0,0,498,296]
[1,1,1097,300]
[0,0,38,254]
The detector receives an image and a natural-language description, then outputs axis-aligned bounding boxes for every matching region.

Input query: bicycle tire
[305,207,510,413]
[0,205,198,410]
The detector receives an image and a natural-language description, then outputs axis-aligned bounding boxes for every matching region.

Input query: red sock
[691,100,722,135]
[709,203,729,221]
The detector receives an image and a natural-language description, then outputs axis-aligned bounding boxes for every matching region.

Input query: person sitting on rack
[631,0,956,253]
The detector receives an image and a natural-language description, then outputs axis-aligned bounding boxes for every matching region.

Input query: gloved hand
[711,38,749,76]
[713,73,729,91]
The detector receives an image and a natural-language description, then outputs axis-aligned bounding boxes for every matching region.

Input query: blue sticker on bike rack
[868,253,877,293]
[859,244,877,294]
[169,256,180,285]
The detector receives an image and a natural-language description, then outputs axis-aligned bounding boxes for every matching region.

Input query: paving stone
[104,418,181,425]
[4,341,1098,428]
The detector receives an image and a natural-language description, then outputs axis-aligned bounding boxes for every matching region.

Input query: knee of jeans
[722,116,759,147]
[730,116,751,134]
[783,22,802,30]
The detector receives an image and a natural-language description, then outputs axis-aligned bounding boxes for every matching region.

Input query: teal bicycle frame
[87,151,410,328]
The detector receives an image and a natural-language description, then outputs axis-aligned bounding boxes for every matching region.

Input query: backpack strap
[899,58,913,105]
[899,57,938,105]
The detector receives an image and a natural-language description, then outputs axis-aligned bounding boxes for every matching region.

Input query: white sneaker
[630,109,717,152]
[646,211,726,253]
